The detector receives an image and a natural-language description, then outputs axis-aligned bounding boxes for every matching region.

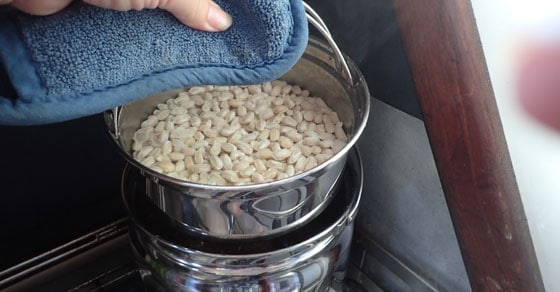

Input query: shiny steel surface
[124,148,363,292]
[105,10,370,239]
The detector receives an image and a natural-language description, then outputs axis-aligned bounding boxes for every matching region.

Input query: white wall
[471,1,560,291]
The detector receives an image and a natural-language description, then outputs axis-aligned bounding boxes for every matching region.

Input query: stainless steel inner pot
[122,147,363,292]
[105,7,370,240]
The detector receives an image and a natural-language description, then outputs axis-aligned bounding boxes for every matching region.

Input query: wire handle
[304,2,353,84]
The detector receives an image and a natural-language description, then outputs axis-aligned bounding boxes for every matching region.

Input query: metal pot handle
[304,2,353,84]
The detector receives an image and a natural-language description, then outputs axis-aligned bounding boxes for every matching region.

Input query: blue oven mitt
[0,0,308,125]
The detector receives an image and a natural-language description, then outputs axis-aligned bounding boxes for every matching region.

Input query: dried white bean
[221,143,237,153]
[303,136,320,147]
[171,127,196,139]
[263,169,278,180]
[137,146,154,160]
[294,156,307,172]
[209,172,228,185]
[286,165,295,176]
[199,173,209,184]
[282,116,297,127]
[256,140,271,151]
[285,130,302,142]
[279,136,293,148]
[194,151,204,164]
[221,170,239,183]
[191,163,211,174]
[277,172,289,180]
[209,155,224,170]
[184,156,194,169]
[311,145,322,155]
[158,160,175,172]
[253,159,267,173]
[220,125,238,137]
[256,148,273,159]
[230,150,244,160]
[273,149,292,161]
[162,141,172,155]
[157,110,170,120]
[169,152,185,162]
[133,128,151,145]
[209,142,222,156]
[252,173,265,183]
[175,160,186,172]
[300,145,312,157]
[269,85,281,97]
[220,154,233,170]
[304,156,318,171]
[239,166,255,178]
[259,129,270,141]
[335,127,347,140]
[233,161,250,172]
[236,141,253,155]
[267,160,285,171]
[141,116,158,128]
[318,140,333,149]
[141,156,155,167]
[229,130,242,145]
[188,86,206,95]
[269,128,280,142]
[203,128,218,138]
[194,131,205,141]
[287,149,302,164]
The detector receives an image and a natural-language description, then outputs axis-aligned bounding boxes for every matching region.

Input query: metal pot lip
[109,43,370,193]
[130,147,363,260]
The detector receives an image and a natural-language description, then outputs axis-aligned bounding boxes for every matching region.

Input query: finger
[160,0,232,32]
[9,0,72,15]
[83,0,232,32]
[518,45,560,131]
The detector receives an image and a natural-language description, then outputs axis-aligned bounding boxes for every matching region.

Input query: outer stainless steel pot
[105,6,370,240]
[123,147,363,292]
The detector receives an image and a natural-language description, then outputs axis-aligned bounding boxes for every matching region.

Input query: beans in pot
[132,80,347,185]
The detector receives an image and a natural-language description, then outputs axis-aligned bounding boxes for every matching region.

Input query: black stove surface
[0,115,127,272]
[1,218,378,292]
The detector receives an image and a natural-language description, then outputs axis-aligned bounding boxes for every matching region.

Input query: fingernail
[207,2,232,31]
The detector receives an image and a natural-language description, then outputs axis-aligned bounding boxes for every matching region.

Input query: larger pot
[123,147,364,292]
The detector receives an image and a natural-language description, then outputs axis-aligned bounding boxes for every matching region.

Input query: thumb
[517,44,560,132]
[160,0,232,32]
[84,0,232,32]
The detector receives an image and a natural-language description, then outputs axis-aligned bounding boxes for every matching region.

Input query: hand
[1,0,232,32]
[517,43,560,132]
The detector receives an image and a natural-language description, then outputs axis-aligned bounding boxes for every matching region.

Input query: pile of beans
[132,80,347,185]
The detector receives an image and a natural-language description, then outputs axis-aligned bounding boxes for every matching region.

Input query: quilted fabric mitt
[0,0,308,125]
